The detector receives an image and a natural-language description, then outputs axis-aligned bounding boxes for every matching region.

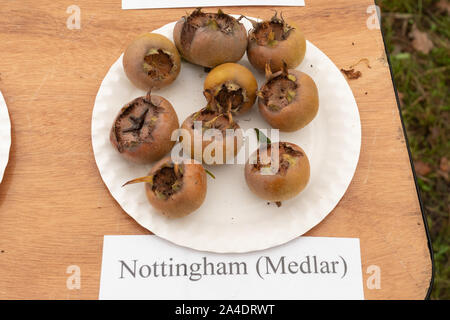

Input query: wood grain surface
[0,0,432,299]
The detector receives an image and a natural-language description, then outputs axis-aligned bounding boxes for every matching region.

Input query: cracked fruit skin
[247,20,306,73]
[245,142,310,202]
[123,33,181,90]
[110,92,179,164]
[204,63,258,116]
[259,69,318,132]
[145,156,207,218]
[173,9,247,68]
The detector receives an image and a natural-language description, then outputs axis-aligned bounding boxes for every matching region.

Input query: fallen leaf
[427,126,441,144]
[436,0,450,14]
[440,157,449,173]
[438,171,449,181]
[341,68,362,80]
[414,160,432,176]
[397,91,405,106]
[410,25,434,54]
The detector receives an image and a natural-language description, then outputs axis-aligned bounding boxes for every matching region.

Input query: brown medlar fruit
[181,107,243,165]
[258,64,318,132]
[203,63,258,118]
[123,33,181,90]
[245,142,310,202]
[124,156,207,218]
[246,13,306,73]
[173,8,247,68]
[110,91,179,164]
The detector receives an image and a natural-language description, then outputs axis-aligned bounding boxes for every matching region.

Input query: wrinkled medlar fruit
[246,13,306,73]
[245,142,310,201]
[258,64,319,132]
[173,8,247,68]
[123,33,181,90]
[181,107,243,165]
[110,91,179,164]
[124,156,207,218]
[203,63,258,119]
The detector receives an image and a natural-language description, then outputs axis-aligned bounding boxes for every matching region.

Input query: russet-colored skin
[123,33,181,90]
[245,142,310,201]
[247,21,306,73]
[110,93,179,164]
[145,157,207,218]
[259,69,319,132]
[181,110,243,165]
[173,10,247,68]
[204,63,258,115]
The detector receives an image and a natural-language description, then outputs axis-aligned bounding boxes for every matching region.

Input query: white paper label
[99,235,364,300]
[122,0,305,10]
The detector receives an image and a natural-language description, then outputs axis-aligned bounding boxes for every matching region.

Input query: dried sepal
[264,62,273,80]
[122,175,154,187]
[239,15,259,29]
[206,18,219,30]
[205,169,216,179]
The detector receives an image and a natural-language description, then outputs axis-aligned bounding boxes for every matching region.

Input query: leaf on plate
[254,128,271,145]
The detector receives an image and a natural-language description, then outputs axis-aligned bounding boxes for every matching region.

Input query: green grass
[377,0,449,299]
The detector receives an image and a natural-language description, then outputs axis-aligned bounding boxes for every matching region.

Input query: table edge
[376,0,435,300]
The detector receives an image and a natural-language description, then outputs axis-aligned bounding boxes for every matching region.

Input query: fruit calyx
[113,91,162,152]
[191,107,238,133]
[203,82,248,121]
[258,63,298,112]
[249,12,295,47]
[152,163,184,200]
[143,48,176,80]
[252,142,303,176]
[181,8,238,50]
[123,161,184,200]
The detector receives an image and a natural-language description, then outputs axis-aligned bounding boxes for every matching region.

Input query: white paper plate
[0,91,11,184]
[92,19,361,253]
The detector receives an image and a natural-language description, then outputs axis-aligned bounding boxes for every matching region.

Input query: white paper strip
[0,91,11,184]
[122,0,305,10]
[99,235,364,300]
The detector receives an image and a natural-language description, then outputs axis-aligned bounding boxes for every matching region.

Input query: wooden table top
[0,0,432,299]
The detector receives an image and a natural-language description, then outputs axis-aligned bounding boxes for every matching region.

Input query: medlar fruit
[203,63,258,118]
[123,33,181,90]
[110,91,179,164]
[181,107,243,165]
[124,156,207,218]
[245,142,310,202]
[247,13,306,73]
[173,8,247,68]
[258,64,319,132]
